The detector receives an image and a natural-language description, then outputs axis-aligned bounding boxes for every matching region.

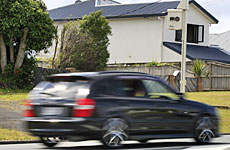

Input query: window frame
[175,24,204,44]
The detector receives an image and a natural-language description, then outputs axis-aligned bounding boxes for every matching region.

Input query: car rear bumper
[22,117,103,138]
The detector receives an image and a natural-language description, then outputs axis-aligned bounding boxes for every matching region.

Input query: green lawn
[186,92,230,133]
[186,92,230,106]
[0,128,38,141]
[0,89,28,102]
[219,109,230,133]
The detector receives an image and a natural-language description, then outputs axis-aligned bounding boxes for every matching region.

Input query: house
[46,0,230,65]
[209,30,230,52]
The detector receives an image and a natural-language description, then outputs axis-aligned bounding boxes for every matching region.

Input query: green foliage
[58,10,111,72]
[0,0,56,89]
[0,0,56,52]
[145,61,169,67]
[0,57,37,89]
[192,58,208,77]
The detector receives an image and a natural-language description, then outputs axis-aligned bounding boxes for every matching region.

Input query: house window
[175,24,204,43]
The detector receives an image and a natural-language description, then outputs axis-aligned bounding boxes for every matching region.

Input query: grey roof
[49,0,218,23]
[163,42,230,64]
[209,30,230,52]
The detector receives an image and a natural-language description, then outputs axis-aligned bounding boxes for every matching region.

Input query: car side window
[94,79,125,96]
[118,79,146,97]
[142,79,179,100]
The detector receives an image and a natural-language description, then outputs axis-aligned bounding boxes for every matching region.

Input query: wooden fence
[108,61,230,92]
[202,62,230,91]
[33,61,230,92]
[107,65,194,77]
[107,66,197,92]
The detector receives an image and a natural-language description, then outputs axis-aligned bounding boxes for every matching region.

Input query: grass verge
[219,109,230,133]
[186,92,230,133]
[0,93,28,102]
[186,92,230,106]
[0,128,38,141]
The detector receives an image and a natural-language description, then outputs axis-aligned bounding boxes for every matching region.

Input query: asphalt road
[1,136,230,150]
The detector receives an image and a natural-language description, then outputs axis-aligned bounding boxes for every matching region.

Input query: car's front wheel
[101,118,129,148]
[194,116,215,144]
[40,136,60,147]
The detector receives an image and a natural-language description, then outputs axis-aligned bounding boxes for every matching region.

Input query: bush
[0,57,36,89]
[57,10,111,72]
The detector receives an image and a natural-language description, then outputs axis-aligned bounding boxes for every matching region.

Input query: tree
[0,0,56,74]
[58,10,111,72]
[192,58,207,77]
[192,58,209,92]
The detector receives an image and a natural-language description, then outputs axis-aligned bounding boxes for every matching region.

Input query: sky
[42,0,230,34]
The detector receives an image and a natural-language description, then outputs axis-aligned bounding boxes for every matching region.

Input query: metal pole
[180,1,188,93]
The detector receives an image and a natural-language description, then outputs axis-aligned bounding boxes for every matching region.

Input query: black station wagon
[22,72,219,148]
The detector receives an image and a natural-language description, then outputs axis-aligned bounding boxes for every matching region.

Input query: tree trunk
[10,38,15,63]
[197,77,203,92]
[52,26,58,68]
[14,28,28,72]
[0,33,7,73]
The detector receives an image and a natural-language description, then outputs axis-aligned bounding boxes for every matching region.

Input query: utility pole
[167,0,189,93]
[177,0,189,93]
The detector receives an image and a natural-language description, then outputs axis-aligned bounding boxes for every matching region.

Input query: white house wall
[108,17,162,64]
[162,47,191,62]
[44,18,162,64]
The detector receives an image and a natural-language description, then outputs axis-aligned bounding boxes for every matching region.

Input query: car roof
[50,71,157,79]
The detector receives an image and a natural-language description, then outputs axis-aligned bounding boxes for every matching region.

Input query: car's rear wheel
[40,136,60,147]
[102,118,129,148]
[194,116,215,144]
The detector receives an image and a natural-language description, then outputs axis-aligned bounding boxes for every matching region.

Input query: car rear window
[30,76,91,99]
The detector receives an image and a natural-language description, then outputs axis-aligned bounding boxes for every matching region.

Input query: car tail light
[22,100,35,117]
[73,98,95,117]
